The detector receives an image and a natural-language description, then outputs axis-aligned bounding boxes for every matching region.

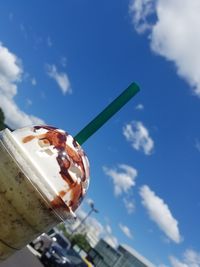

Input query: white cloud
[129,0,155,33]
[105,225,112,235]
[123,121,154,155]
[135,103,144,110]
[0,46,21,92]
[170,249,200,267]
[140,185,182,243]
[129,0,200,97]
[0,43,44,129]
[104,235,118,249]
[123,197,135,214]
[170,256,188,267]
[103,223,118,248]
[103,164,138,196]
[119,223,133,239]
[46,64,71,94]
[31,77,37,86]
[184,250,200,267]
[60,57,67,68]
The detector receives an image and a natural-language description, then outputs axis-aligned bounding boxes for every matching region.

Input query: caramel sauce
[50,195,70,212]
[23,126,87,212]
[69,182,83,211]
[23,135,35,143]
[59,190,66,197]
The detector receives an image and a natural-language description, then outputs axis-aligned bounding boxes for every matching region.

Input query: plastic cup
[0,139,60,260]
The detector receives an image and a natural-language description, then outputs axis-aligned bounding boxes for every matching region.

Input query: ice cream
[0,125,90,260]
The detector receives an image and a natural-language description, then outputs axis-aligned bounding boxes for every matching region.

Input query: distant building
[92,239,121,267]
[87,239,155,267]
[85,224,101,248]
[115,245,155,267]
[64,216,101,248]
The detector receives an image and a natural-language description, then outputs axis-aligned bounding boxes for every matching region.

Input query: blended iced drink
[0,82,140,261]
[0,125,90,261]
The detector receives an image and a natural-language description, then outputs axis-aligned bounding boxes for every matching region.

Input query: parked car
[50,232,71,250]
[63,248,88,267]
[30,233,53,253]
[40,243,71,267]
[40,243,88,267]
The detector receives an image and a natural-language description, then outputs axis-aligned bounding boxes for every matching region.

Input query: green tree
[71,234,91,252]
[56,222,71,239]
[0,108,5,130]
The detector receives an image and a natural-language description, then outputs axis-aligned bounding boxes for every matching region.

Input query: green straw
[75,82,140,145]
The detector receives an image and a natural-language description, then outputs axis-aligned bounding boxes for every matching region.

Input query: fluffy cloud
[95,222,119,249]
[170,249,200,267]
[103,224,118,248]
[60,57,67,68]
[184,250,200,267]
[46,64,71,94]
[105,225,112,235]
[129,0,155,33]
[129,0,200,96]
[31,78,37,86]
[0,43,44,129]
[119,223,133,239]
[123,197,135,214]
[135,103,144,110]
[103,164,138,196]
[170,256,188,267]
[104,235,118,249]
[123,121,154,155]
[140,185,182,243]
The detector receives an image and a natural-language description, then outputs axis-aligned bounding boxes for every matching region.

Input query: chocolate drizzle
[22,126,89,212]
[50,194,70,212]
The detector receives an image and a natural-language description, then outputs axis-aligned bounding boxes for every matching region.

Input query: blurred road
[0,246,43,267]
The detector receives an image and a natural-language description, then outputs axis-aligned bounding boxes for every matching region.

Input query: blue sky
[0,0,200,266]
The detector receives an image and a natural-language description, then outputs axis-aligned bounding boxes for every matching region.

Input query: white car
[30,233,53,253]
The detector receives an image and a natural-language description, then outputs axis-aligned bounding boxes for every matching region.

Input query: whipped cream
[1,126,90,220]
